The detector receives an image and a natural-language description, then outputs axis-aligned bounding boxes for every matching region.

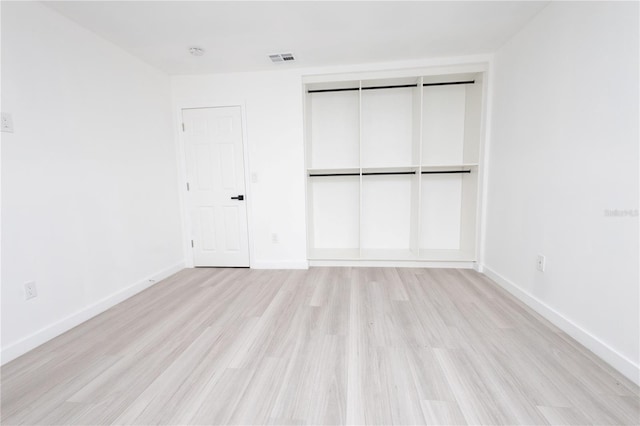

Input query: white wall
[1,2,184,362]
[172,70,308,269]
[171,57,491,269]
[484,2,639,383]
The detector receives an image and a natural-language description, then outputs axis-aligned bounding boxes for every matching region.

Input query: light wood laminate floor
[2,267,639,425]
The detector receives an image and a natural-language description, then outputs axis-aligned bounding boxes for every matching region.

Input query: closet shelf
[361,165,418,176]
[359,249,417,261]
[307,167,359,177]
[418,249,476,262]
[361,165,419,172]
[421,164,478,172]
[308,248,360,260]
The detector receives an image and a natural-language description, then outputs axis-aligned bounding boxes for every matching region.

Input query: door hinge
[191,240,194,248]
[186,182,190,191]
[181,123,185,132]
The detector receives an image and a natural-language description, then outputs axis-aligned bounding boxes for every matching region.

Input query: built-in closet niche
[360,77,421,168]
[306,80,360,170]
[304,69,485,263]
[420,74,482,260]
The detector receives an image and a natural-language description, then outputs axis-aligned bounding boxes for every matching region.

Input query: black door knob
[231,195,244,201]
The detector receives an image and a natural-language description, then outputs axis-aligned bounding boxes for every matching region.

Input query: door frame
[174,103,254,268]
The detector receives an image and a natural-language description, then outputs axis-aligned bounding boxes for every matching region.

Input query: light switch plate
[1,112,14,133]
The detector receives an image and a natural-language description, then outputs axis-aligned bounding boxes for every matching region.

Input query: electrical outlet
[251,173,258,183]
[536,255,546,272]
[1,112,14,133]
[24,281,37,300]
[271,233,279,243]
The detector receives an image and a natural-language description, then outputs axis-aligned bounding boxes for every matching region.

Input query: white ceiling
[45,1,549,75]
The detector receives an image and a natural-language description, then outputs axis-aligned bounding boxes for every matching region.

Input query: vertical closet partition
[305,69,485,263]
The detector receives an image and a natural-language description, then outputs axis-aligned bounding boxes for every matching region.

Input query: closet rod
[364,171,416,176]
[423,80,475,87]
[362,84,417,91]
[309,172,360,177]
[309,171,417,177]
[421,170,471,174]
[309,170,470,177]
[307,80,475,93]
[307,87,360,93]
[307,85,414,94]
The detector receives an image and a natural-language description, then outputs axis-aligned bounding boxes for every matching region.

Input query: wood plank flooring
[1,267,638,425]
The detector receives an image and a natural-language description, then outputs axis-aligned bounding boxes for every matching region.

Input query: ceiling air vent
[269,53,295,63]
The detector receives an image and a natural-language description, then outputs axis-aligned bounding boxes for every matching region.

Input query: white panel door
[182,107,250,267]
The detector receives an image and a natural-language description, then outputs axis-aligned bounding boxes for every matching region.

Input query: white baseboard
[309,259,475,268]
[251,260,309,269]
[0,261,185,365]
[482,265,640,386]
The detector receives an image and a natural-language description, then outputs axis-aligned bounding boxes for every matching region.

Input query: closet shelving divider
[306,79,361,260]
[305,70,483,263]
[360,76,421,261]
